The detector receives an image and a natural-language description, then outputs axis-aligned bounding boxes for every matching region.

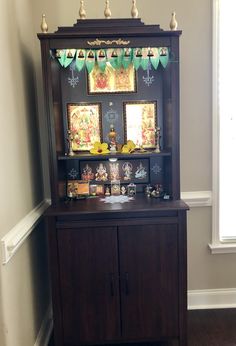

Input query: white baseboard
[1,199,51,264]
[188,288,236,310]
[34,305,53,346]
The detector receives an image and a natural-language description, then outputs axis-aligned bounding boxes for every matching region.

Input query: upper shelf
[58,150,171,161]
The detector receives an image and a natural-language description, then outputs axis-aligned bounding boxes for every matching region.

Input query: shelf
[58,150,172,161]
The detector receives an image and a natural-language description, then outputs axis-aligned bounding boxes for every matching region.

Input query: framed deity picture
[80,159,149,184]
[67,103,102,151]
[124,101,157,149]
[87,64,136,94]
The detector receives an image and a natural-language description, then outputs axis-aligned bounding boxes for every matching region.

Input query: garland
[53,47,169,72]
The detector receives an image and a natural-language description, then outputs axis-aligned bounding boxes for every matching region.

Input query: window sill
[208,242,236,254]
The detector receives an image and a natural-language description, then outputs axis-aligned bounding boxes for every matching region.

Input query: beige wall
[0,0,235,344]
[33,0,236,292]
[0,0,50,345]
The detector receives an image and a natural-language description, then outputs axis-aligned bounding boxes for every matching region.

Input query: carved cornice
[87,38,130,46]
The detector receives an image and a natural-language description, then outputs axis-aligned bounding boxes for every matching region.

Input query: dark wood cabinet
[119,224,179,340]
[38,15,188,346]
[56,222,180,345]
[58,226,120,344]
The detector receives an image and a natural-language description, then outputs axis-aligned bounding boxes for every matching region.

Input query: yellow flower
[121,145,130,154]
[90,142,110,155]
[127,140,136,152]
[121,140,136,154]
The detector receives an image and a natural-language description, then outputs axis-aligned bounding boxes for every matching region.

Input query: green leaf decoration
[107,48,118,69]
[57,50,66,67]
[75,49,86,71]
[86,50,95,73]
[64,49,76,68]
[116,49,124,69]
[141,48,149,70]
[122,48,132,69]
[150,48,160,70]
[159,47,169,68]
[96,50,107,72]
[133,48,142,70]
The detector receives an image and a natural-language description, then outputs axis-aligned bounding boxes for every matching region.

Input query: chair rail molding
[181,190,212,207]
[1,199,51,265]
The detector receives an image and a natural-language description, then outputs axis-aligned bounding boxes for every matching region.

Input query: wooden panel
[119,224,179,340]
[58,226,120,345]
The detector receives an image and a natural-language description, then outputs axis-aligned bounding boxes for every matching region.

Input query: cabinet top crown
[37,18,182,40]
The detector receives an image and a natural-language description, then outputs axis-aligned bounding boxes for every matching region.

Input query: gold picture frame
[124,101,157,149]
[67,103,102,152]
[87,63,136,94]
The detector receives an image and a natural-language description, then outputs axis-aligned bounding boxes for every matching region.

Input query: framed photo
[79,159,149,184]
[67,103,102,151]
[124,101,157,149]
[87,64,136,94]
[67,180,90,198]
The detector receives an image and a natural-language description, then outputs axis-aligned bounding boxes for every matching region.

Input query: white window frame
[209,0,236,254]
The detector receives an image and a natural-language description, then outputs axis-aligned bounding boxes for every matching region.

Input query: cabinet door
[119,224,179,340]
[58,226,120,345]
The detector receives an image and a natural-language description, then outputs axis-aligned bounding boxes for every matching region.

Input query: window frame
[209,0,236,254]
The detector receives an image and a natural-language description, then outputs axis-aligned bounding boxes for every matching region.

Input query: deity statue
[122,162,133,181]
[108,124,117,152]
[95,163,108,182]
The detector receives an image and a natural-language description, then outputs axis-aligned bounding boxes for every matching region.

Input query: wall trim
[34,304,53,346]
[1,199,50,265]
[188,288,236,310]
[181,191,212,207]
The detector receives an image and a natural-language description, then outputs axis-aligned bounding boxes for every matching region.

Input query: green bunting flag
[54,47,169,72]
[159,47,169,68]
[64,49,76,68]
[106,49,117,69]
[116,49,124,69]
[133,48,142,70]
[86,50,96,74]
[141,48,149,70]
[122,48,132,69]
[96,50,107,72]
[75,49,86,71]
[150,48,160,70]
[56,50,66,67]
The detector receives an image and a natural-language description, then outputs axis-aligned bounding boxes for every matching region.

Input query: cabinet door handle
[125,272,129,295]
[109,273,115,297]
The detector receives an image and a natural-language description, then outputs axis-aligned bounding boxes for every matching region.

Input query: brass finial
[170,12,178,31]
[104,0,112,19]
[40,14,48,33]
[79,1,86,20]
[131,0,138,18]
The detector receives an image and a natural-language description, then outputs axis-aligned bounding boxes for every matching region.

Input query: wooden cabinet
[58,226,120,344]
[119,224,179,340]
[57,223,179,345]
[38,15,188,346]
[46,199,187,346]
